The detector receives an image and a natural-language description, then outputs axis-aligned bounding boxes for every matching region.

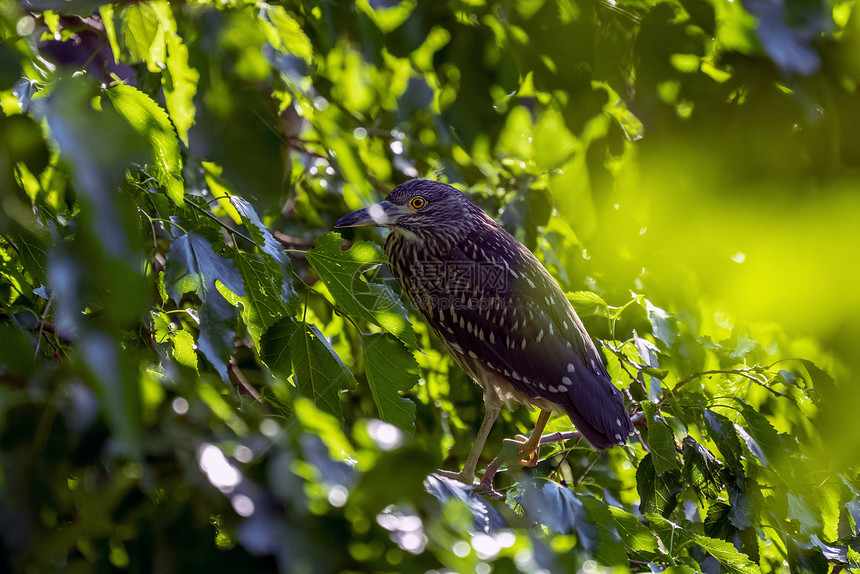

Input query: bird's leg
[515,410,551,467]
[438,389,501,485]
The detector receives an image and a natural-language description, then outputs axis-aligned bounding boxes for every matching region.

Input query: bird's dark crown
[385,179,484,230]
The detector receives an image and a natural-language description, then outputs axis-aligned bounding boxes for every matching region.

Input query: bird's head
[334,179,484,241]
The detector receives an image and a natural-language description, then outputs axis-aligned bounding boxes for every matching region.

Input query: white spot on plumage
[561,376,572,386]
[468,350,478,359]
[520,339,527,350]
[548,385,558,393]
[616,418,622,427]
[549,323,554,335]
[538,383,546,390]
[563,321,569,330]
[615,433,622,441]
[450,342,464,354]
[536,329,544,343]
[527,278,535,288]
[591,359,597,369]
[512,371,521,380]
[489,332,495,344]
[504,369,510,377]
[567,363,575,373]
[459,316,465,329]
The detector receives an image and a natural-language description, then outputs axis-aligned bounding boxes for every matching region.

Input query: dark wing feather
[403,218,633,449]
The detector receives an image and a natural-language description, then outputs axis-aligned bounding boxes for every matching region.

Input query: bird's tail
[564,380,633,450]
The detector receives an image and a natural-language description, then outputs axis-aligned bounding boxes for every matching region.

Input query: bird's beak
[334,201,400,228]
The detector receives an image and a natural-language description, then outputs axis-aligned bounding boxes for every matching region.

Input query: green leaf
[170,329,198,373]
[227,196,297,344]
[637,453,682,516]
[692,533,761,574]
[261,5,314,63]
[579,494,628,566]
[681,436,722,498]
[233,253,292,345]
[644,513,695,553]
[643,401,679,474]
[106,84,185,206]
[108,2,165,72]
[356,0,417,33]
[610,506,659,554]
[290,322,355,419]
[737,401,782,455]
[788,492,821,535]
[259,316,295,383]
[566,290,609,318]
[362,333,418,438]
[152,1,198,146]
[306,232,417,348]
[260,317,356,420]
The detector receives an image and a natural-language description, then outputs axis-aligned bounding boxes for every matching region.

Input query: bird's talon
[519,448,540,467]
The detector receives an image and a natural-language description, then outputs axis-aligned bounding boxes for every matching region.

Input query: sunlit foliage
[0,0,858,572]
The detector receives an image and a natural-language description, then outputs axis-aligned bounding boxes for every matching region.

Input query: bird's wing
[425,223,632,448]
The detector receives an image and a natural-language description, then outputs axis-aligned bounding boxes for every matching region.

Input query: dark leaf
[704,409,744,471]
[424,474,506,533]
[514,480,599,548]
[165,233,245,379]
[645,299,678,348]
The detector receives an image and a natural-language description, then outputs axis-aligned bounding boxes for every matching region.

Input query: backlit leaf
[106,84,184,206]
[362,333,418,438]
[306,232,417,349]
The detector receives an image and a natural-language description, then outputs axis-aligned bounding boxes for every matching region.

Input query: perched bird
[335,179,633,484]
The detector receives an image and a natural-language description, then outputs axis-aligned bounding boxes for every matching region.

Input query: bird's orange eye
[410,196,426,210]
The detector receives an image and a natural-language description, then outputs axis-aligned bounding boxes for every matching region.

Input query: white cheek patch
[368,203,389,225]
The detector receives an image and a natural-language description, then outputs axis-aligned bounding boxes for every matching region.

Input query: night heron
[335,179,633,484]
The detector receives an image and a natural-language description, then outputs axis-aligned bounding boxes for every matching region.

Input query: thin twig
[574,451,602,487]
[33,295,53,359]
[228,357,262,402]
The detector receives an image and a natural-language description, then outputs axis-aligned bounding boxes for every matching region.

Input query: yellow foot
[505,435,541,467]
